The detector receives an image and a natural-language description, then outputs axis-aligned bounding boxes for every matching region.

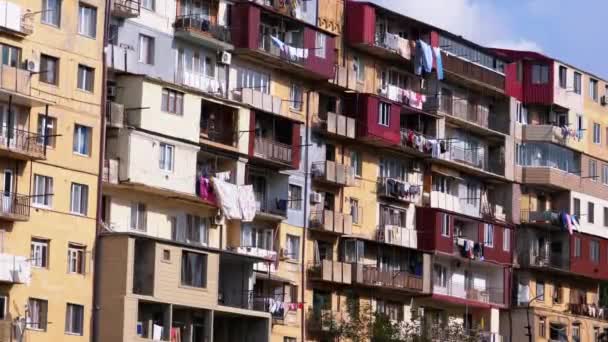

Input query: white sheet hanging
[212,178,241,220]
[239,185,257,222]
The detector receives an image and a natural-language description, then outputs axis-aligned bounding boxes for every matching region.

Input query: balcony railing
[0,129,45,159]
[569,303,608,321]
[520,209,561,226]
[374,31,412,60]
[376,225,418,249]
[442,52,505,91]
[311,161,355,186]
[318,112,356,139]
[236,88,284,115]
[174,14,231,43]
[254,137,292,165]
[0,253,30,283]
[258,33,305,65]
[377,177,421,202]
[175,69,224,95]
[434,281,504,305]
[448,145,486,169]
[379,85,426,109]
[481,201,507,222]
[425,95,509,134]
[110,0,140,18]
[236,246,277,273]
[308,260,351,284]
[254,191,287,217]
[309,210,352,235]
[0,192,30,221]
[102,159,119,184]
[0,65,34,98]
[354,264,423,292]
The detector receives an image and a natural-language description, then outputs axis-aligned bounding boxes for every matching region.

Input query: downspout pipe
[301,89,311,341]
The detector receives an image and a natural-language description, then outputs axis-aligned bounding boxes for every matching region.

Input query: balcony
[234,247,277,273]
[329,64,356,91]
[376,225,418,249]
[441,52,505,93]
[521,124,577,147]
[307,308,343,333]
[0,129,45,160]
[520,166,581,191]
[200,100,238,150]
[102,159,119,184]
[316,112,356,139]
[377,177,421,203]
[311,161,355,186]
[253,137,293,167]
[433,280,505,306]
[380,85,427,111]
[234,88,284,116]
[308,260,351,284]
[352,264,423,292]
[106,101,124,128]
[309,210,352,235]
[110,0,140,18]
[0,5,34,37]
[569,303,608,321]
[0,253,30,284]
[0,193,30,221]
[254,192,287,219]
[443,144,505,177]
[175,69,225,95]
[520,210,561,228]
[0,65,50,107]
[174,14,232,49]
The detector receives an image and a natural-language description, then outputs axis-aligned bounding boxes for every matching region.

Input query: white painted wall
[129,0,177,36]
[571,191,608,239]
[553,62,584,119]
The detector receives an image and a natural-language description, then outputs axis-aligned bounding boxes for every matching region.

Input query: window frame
[41,0,61,27]
[573,72,582,94]
[354,55,364,82]
[441,213,450,237]
[27,298,48,331]
[39,54,59,85]
[76,64,95,92]
[70,182,89,216]
[30,238,49,268]
[314,32,326,58]
[286,234,300,261]
[37,114,57,147]
[536,280,545,301]
[159,143,174,172]
[180,250,208,288]
[67,243,85,275]
[64,303,84,335]
[161,88,184,115]
[350,198,360,224]
[289,83,303,111]
[32,174,53,208]
[288,184,302,210]
[588,201,595,223]
[77,3,97,38]
[503,228,510,252]
[594,123,601,144]
[558,65,567,89]
[378,102,390,127]
[72,124,91,156]
[590,240,600,264]
[138,34,155,65]
[484,224,494,248]
[130,202,147,231]
[590,78,599,101]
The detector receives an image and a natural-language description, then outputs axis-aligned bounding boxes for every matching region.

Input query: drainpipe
[300,89,311,341]
[91,0,111,340]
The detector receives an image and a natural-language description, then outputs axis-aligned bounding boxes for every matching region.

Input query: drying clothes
[384,32,400,51]
[270,36,285,51]
[212,178,242,220]
[571,215,581,230]
[238,185,257,222]
[415,40,433,75]
[428,139,440,158]
[197,175,216,204]
[397,37,411,59]
[433,47,444,80]
[440,140,448,154]
[565,213,573,235]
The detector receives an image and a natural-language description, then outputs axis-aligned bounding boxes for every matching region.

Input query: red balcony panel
[504,62,523,101]
[345,1,375,46]
[231,2,260,49]
[477,223,513,265]
[303,27,336,79]
[522,60,554,105]
[416,207,453,255]
[570,233,608,280]
[347,94,400,145]
[291,123,301,169]
[494,49,554,105]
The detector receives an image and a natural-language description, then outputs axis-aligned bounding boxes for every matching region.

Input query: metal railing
[254,137,292,165]
[426,94,510,134]
[569,303,608,321]
[377,177,421,201]
[0,128,44,158]
[358,265,423,291]
[0,192,30,219]
[174,14,231,42]
[448,145,486,169]
[311,160,354,186]
[111,0,140,17]
[433,280,504,305]
[520,209,561,225]
[258,33,306,65]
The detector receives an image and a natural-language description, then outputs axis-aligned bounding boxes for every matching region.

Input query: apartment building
[491,49,608,342]
[0,0,104,340]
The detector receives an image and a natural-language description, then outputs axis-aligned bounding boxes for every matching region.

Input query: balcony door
[2,169,12,213]
[0,105,17,147]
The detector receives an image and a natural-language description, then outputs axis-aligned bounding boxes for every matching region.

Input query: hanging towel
[433,47,444,80]
[238,185,257,222]
[212,178,241,220]
[270,36,285,51]
[415,40,433,75]
[429,139,440,158]
[571,214,581,230]
[565,213,573,235]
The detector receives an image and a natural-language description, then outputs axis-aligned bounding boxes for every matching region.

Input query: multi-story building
[493,49,608,342]
[0,0,104,340]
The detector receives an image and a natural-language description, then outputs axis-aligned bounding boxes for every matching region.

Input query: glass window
[590,78,599,101]
[378,102,390,126]
[594,123,601,144]
[590,160,598,181]
[138,34,154,65]
[574,198,581,217]
[604,207,608,227]
[531,64,549,84]
[1,44,20,67]
[40,54,59,85]
[433,263,447,287]
[30,238,49,268]
[27,298,48,330]
[602,165,608,185]
[181,251,207,288]
[77,3,97,38]
[41,0,61,26]
[574,72,582,94]
[33,174,53,207]
[286,234,300,261]
[161,88,184,115]
[589,202,595,223]
[159,143,174,171]
[354,55,364,81]
[517,142,581,174]
[130,202,147,231]
[441,213,450,237]
[67,244,85,274]
[37,114,57,147]
[315,32,326,58]
[503,228,510,252]
[235,67,270,94]
[70,183,88,215]
[73,124,91,155]
[142,0,154,10]
[536,280,545,301]
[350,150,362,177]
[590,240,600,263]
[558,66,567,89]
[186,215,209,245]
[65,303,83,335]
[350,198,359,224]
[76,64,94,92]
[574,237,581,257]
[288,184,302,210]
[484,224,494,247]
[290,83,303,111]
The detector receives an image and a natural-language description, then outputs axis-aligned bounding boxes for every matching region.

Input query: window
[162,249,170,262]
[574,72,582,94]
[466,183,479,205]
[181,251,207,288]
[590,78,599,101]
[41,0,61,26]
[37,114,57,147]
[142,0,154,10]
[235,67,270,94]
[76,64,94,92]
[284,338,296,342]
[376,300,403,322]
[39,54,58,85]
[590,159,598,182]
[350,198,359,224]
[531,64,549,84]
[33,174,53,207]
[70,183,88,215]
[73,124,91,155]
[574,198,581,217]
[350,150,362,177]
[604,207,608,227]
[286,234,300,261]
[433,264,447,287]
[130,203,147,231]
[65,303,83,335]
[31,239,49,268]
[77,3,96,38]
[161,88,184,115]
[536,280,545,301]
[378,102,390,126]
[0,295,5,320]
[354,55,364,81]
[574,237,581,257]
[441,213,450,237]
[315,32,326,58]
[67,244,85,274]
[553,284,563,304]
[558,66,567,88]
[589,201,595,223]
[186,215,209,245]
[591,240,600,263]
[288,185,302,210]
[594,123,601,144]
[27,298,48,330]
[242,224,273,250]
[603,165,608,185]
[576,114,584,139]
[503,228,510,252]
[484,224,494,247]
[138,34,154,65]
[594,327,600,342]
[159,143,174,171]
[539,317,546,338]
[290,83,303,111]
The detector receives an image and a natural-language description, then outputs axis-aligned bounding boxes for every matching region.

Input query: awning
[431,164,464,181]
[255,271,295,284]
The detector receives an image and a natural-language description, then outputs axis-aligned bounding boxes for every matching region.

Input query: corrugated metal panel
[345,1,375,45]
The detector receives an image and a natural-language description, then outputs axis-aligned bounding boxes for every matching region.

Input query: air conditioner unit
[26,59,38,72]
[310,192,322,204]
[212,211,224,225]
[279,248,288,260]
[602,96,608,106]
[219,51,232,65]
[107,84,117,98]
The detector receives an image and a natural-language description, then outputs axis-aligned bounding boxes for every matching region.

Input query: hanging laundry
[571,215,581,230]
[429,139,440,158]
[270,36,285,51]
[415,40,433,75]
[397,37,411,59]
[440,140,448,154]
[564,213,573,235]
[238,185,257,222]
[384,32,400,51]
[212,178,241,220]
[433,47,444,80]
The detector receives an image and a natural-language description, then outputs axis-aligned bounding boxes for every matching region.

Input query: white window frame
[186,214,209,246]
[286,234,300,261]
[27,298,48,331]
[354,55,364,81]
[70,183,88,215]
[484,224,494,248]
[315,32,326,58]
[130,202,147,231]
[76,64,94,92]
[378,102,390,127]
[288,184,302,210]
[30,239,49,268]
[503,228,510,252]
[433,263,447,288]
[159,143,174,171]
[350,198,359,224]
[141,0,155,11]
[41,0,61,26]
[78,3,96,38]
[441,213,450,237]
[67,244,85,274]
[65,303,84,335]
[590,240,600,263]
[37,114,56,147]
[138,34,154,65]
[32,174,53,208]
[574,72,582,94]
[290,83,303,111]
[594,123,601,144]
[73,124,91,156]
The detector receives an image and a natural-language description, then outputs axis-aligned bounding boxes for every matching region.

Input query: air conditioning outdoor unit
[310,192,322,204]
[107,84,117,98]
[219,51,232,65]
[26,59,38,72]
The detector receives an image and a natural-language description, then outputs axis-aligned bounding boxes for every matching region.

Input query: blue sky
[365,0,608,79]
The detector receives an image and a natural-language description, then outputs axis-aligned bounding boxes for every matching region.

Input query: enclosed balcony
[250,111,300,169]
[376,224,418,249]
[0,253,30,284]
[0,4,34,37]
[248,168,288,220]
[0,64,51,107]
[110,0,140,18]
[199,100,238,151]
[174,0,232,49]
[309,209,352,235]
[231,2,336,80]
[345,94,401,146]
[441,135,505,177]
[311,161,355,187]
[518,142,581,190]
[106,101,124,128]
[315,112,356,139]
[307,259,351,285]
